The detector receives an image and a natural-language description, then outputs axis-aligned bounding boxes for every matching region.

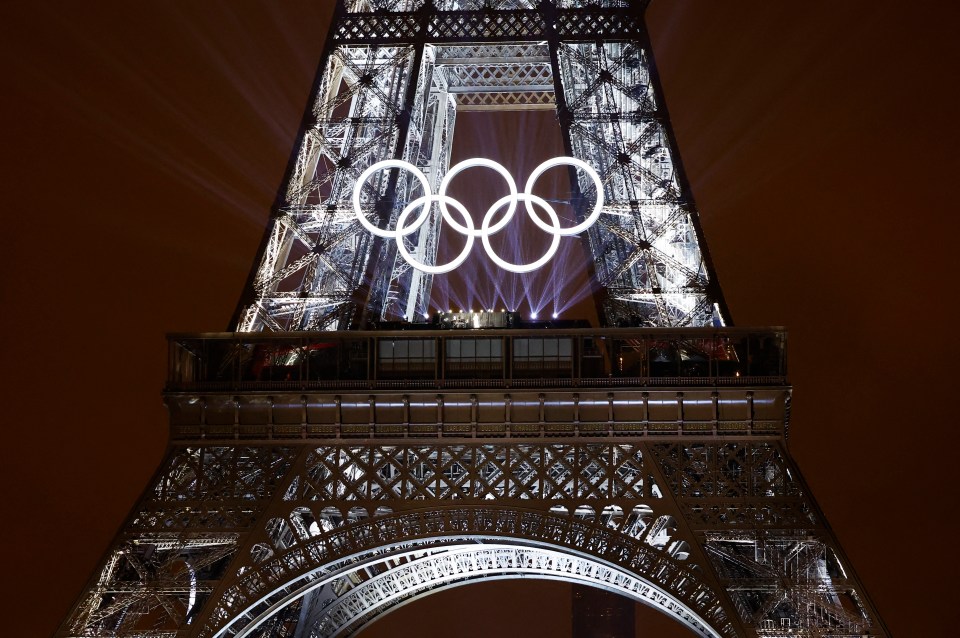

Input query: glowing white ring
[481,192,562,274]
[353,159,432,239]
[396,194,475,274]
[438,157,518,236]
[351,156,604,274]
[524,156,604,236]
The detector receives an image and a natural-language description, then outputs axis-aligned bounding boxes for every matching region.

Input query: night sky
[3,1,958,636]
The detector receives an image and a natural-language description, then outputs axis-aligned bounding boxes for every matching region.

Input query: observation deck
[165,327,790,441]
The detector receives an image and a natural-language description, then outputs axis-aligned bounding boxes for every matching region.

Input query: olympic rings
[482,192,562,274]
[352,156,605,274]
[396,194,474,274]
[353,159,432,239]
[524,156,604,236]
[439,157,518,237]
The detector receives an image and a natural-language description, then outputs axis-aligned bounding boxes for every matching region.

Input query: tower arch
[203,507,734,638]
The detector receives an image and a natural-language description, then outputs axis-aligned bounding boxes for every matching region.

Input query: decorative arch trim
[264,543,723,637]
[201,507,737,638]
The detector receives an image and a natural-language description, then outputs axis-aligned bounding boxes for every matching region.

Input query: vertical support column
[396,47,457,322]
[572,585,635,638]
[549,2,725,328]
[541,0,608,326]
[356,5,432,327]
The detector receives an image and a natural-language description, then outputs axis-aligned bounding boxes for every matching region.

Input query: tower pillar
[573,585,635,638]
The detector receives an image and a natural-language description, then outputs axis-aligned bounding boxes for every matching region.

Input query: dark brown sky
[2,1,958,636]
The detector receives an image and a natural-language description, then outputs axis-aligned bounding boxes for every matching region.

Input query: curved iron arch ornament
[202,508,735,638]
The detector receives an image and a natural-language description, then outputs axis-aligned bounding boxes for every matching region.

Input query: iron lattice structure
[59,2,889,638]
[232,0,727,332]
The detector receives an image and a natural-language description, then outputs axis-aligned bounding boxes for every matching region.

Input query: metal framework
[233,0,726,332]
[59,2,889,638]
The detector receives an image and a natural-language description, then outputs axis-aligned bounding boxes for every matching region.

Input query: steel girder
[58,327,889,637]
[58,435,883,638]
[58,362,886,638]
[234,0,726,332]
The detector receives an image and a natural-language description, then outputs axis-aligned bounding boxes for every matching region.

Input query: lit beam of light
[426,111,602,321]
[26,3,324,237]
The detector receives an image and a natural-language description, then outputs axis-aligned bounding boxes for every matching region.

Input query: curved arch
[264,543,721,638]
[201,507,736,638]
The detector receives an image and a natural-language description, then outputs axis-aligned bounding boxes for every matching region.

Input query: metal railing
[166,326,786,392]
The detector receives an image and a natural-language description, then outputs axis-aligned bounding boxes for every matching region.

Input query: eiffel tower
[57,2,889,637]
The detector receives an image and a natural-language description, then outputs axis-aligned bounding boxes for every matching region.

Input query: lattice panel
[430,10,546,40]
[441,62,553,90]
[455,90,555,110]
[651,443,799,499]
[130,505,261,533]
[199,508,736,638]
[435,1,538,10]
[336,13,423,41]
[554,8,644,38]
[706,534,873,636]
[334,4,645,43]
[153,447,293,501]
[680,501,817,530]
[67,536,238,638]
[347,0,427,11]
[282,443,659,503]
[435,42,548,62]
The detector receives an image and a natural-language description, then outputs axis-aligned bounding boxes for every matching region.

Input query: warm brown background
[2,1,957,636]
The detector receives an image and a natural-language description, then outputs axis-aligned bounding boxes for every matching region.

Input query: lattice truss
[345,1,635,11]
[653,443,876,636]
[62,440,881,638]
[237,0,723,332]
[558,41,717,327]
[63,443,716,637]
[64,447,294,638]
[237,44,424,332]
[200,441,733,638]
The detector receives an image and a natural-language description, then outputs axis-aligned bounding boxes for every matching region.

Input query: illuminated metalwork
[59,2,889,638]
[60,327,887,637]
[234,0,724,330]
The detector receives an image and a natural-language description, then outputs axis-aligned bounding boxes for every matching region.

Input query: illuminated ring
[524,156,605,236]
[353,159,432,239]
[481,193,562,274]
[396,194,474,275]
[438,158,518,237]
[351,157,604,274]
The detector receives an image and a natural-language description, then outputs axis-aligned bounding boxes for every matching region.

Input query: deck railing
[166,326,786,392]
